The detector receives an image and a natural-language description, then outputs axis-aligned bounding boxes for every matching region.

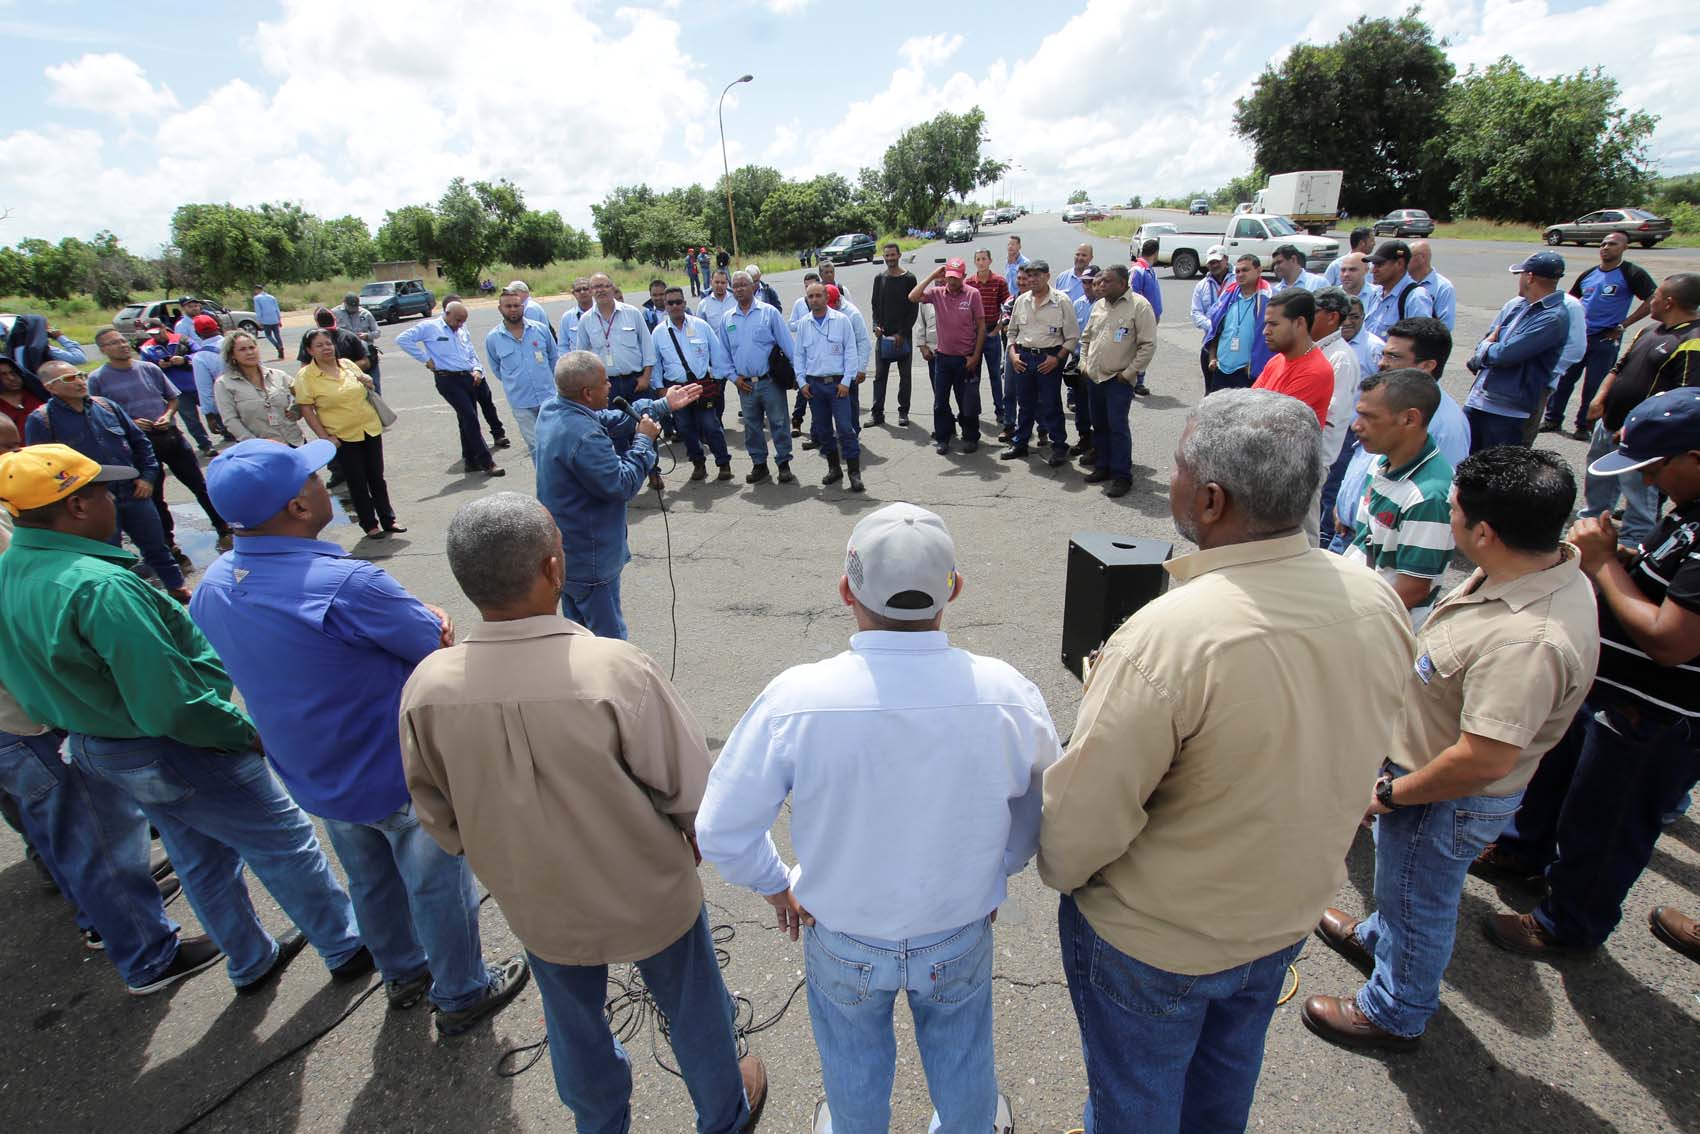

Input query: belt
[436,369,475,376]
[1015,343,1061,353]
[609,372,640,380]
[806,374,842,381]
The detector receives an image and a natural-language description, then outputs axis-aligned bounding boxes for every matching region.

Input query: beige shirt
[1039,533,1417,974]
[1391,545,1599,795]
[1080,291,1158,382]
[1008,287,1080,353]
[399,615,711,966]
[215,367,306,445]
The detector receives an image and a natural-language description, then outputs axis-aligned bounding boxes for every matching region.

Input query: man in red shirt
[1254,290,1334,427]
[970,249,1011,433]
[908,259,987,455]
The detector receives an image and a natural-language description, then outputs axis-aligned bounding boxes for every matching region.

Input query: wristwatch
[1374,776,1402,811]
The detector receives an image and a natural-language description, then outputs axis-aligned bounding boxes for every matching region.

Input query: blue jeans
[563,575,626,639]
[805,918,996,1134]
[1069,373,1095,445]
[1580,421,1662,547]
[0,730,180,987]
[929,354,979,445]
[1010,348,1066,452]
[609,375,640,406]
[322,802,495,1011]
[676,398,731,465]
[805,378,861,459]
[737,377,792,464]
[1058,894,1302,1134]
[173,390,214,449]
[979,335,1007,424]
[113,484,185,590]
[1205,365,1254,394]
[1466,408,1529,453]
[435,371,495,471]
[1318,432,1356,544]
[67,734,364,987]
[510,404,542,457]
[1087,378,1135,479]
[1496,695,1700,947]
[260,324,284,355]
[528,907,748,1134]
[1355,765,1522,1037]
[1545,335,1621,430]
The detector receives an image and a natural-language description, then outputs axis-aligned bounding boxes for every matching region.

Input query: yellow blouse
[292,358,381,441]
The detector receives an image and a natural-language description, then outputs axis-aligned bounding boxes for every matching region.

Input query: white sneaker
[927,1093,1014,1132]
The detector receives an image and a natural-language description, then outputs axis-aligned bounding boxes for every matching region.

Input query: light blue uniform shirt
[1215,293,1260,375]
[698,291,736,329]
[1272,270,1327,295]
[1054,270,1087,303]
[573,302,656,377]
[1191,275,1226,333]
[1004,254,1029,296]
[1071,293,1092,357]
[174,316,204,346]
[1365,275,1435,339]
[719,300,796,379]
[1348,329,1386,377]
[1323,257,1346,287]
[251,292,282,325]
[190,335,224,408]
[523,298,550,331]
[653,313,732,384]
[795,309,858,387]
[1416,271,1456,330]
[838,303,871,372]
[1552,293,1587,387]
[16,335,87,368]
[482,318,559,410]
[395,317,481,371]
[558,304,591,346]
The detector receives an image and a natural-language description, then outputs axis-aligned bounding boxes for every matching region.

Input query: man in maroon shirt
[909,259,988,456]
[971,250,1011,434]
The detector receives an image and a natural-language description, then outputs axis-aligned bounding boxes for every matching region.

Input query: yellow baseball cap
[0,444,138,517]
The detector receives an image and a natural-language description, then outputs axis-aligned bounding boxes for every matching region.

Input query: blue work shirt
[140,339,199,395]
[1466,291,1569,417]
[653,313,732,384]
[1554,293,1588,383]
[21,335,88,366]
[719,300,796,379]
[1004,254,1029,296]
[25,396,158,481]
[252,292,282,325]
[836,302,871,372]
[559,304,591,346]
[523,298,551,334]
[1573,262,1655,334]
[1071,293,1092,357]
[1054,270,1088,303]
[534,395,671,584]
[1324,256,1347,287]
[1190,275,1226,333]
[698,291,736,329]
[1416,271,1457,330]
[794,308,859,386]
[394,317,482,372]
[1272,270,1327,296]
[1348,329,1385,377]
[89,361,174,422]
[1207,285,1270,378]
[1131,264,1163,321]
[1365,274,1435,339]
[174,316,205,346]
[482,318,559,410]
[189,536,443,824]
[573,302,657,378]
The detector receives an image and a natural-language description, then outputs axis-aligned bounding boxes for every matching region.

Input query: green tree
[374,205,437,263]
[878,109,1005,229]
[1211,169,1266,210]
[0,246,28,297]
[591,184,658,262]
[434,177,497,290]
[705,165,786,252]
[1233,11,1455,216]
[169,204,276,294]
[15,237,95,301]
[317,215,375,278]
[1441,58,1657,222]
[1067,189,1089,205]
[83,230,154,307]
[1128,195,1144,209]
[506,209,568,269]
[630,201,709,266]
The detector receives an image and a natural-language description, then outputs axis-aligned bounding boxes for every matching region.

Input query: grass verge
[1337,216,1700,248]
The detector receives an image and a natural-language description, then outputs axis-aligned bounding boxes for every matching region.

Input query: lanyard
[597,311,617,344]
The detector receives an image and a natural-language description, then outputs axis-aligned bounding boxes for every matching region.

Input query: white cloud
[44,52,178,119]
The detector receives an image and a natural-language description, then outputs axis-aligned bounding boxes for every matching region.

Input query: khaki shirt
[1039,534,1417,974]
[1008,287,1079,353]
[1391,545,1599,795]
[399,615,711,966]
[1081,291,1158,382]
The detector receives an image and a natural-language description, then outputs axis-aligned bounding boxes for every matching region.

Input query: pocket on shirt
[1089,935,1198,1017]
[804,926,874,1007]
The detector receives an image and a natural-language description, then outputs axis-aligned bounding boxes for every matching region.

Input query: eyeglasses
[665,299,685,306]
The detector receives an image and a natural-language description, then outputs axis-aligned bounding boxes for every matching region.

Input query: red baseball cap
[944,258,967,278]
[192,314,220,336]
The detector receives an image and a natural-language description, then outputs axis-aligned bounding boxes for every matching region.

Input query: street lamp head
[738,74,753,83]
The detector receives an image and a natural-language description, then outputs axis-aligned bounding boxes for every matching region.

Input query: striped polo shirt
[1345,435,1455,628]
[1594,498,1700,718]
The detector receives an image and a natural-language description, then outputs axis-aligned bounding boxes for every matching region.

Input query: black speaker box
[1061,532,1174,680]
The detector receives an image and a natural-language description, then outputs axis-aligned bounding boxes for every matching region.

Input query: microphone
[610,396,641,423]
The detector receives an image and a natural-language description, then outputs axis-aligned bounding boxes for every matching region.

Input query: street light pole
[718,74,754,263]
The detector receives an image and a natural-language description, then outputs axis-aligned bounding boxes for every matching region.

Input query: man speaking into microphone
[535,350,702,639]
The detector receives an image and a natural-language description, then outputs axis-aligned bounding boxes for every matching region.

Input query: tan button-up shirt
[399,615,710,965]
[1008,287,1079,353]
[1391,545,1599,795]
[1039,533,1417,974]
[1080,291,1158,383]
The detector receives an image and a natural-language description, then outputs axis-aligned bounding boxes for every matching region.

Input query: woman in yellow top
[293,328,404,538]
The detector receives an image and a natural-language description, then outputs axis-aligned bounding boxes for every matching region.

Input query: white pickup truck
[1154,213,1338,280]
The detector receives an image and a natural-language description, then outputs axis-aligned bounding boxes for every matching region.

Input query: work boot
[1314,907,1373,973]
[847,458,864,493]
[1649,906,1700,965]
[777,461,796,484]
[801,435,819,451]
[435,955,530,1037]
[716,464,734,481]
[746,463,771,484]
[690,459,708,481]
[822,455,843,485]
[742,1055,769,1130]
[1300,995,1419,1051]
[1083,468,1114,484]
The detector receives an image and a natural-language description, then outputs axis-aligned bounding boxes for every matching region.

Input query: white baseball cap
[1205,245,1228,264]
[844,503,958,620]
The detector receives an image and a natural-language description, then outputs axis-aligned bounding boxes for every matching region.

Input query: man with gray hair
[534,350,703,638]
[335,292,383,392]
[396,301,509,476]
[1039,389,1416,1132]
[401,492,768,1134]
[504,280,553,339]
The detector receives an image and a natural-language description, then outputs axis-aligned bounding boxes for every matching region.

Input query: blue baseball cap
[1588,389,1700,476]
[206,439,339,529]
[1509,251,1565,279]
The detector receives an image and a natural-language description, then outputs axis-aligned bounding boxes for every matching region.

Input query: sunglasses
[666,299,685,306]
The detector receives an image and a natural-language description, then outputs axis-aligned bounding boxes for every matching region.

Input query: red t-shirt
[1253,347,1334,427]
[969,272,1010,322]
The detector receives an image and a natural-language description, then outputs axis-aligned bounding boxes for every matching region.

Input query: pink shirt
[923,283,985,356]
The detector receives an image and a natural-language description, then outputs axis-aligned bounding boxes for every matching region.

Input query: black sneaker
[998,445,1030,460]
[234,928,309,996]
[1571,427,1590,441]
[897,413,910,427]
[961,440,979,454]
[1104,478,1133,498]
[493,436,512,450]
[935,441,950,455]
[870,412,886,426]
[1046,450,1070,467]
[158,875,183,907]
[1084,468,1114,484]
[129,934,224,997]
[83,928,105,951]
[800,436,819,451]
[387,971,432,1010]
[331,946,377,982]
[1538,421,1562,434]
[1133,381,1150,397]
[435,956,530,1037]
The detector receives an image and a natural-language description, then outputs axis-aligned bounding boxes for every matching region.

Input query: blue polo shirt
[483,318,559,409]
[188,536,444,824]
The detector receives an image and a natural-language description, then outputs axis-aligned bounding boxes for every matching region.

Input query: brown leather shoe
[1649,906,1700,965]
[1483,911,1595,960]
[1468,844,1545,891]
[1300,994,1419,1051]
[1315,908,1374,973]
[740,1054,768,1131]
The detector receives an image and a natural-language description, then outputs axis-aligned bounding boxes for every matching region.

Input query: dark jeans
[528,908,748,1134]
[336,434,395,530]
[1069,371,1095,447]
[472,371,506,439]
[260,324,284,356]
[804,378,861,459]
[1318,431,1357,544]
[435,371,495,471]
[173,389,214,449]
[146,425,227,539]
[873,347,912,418]
[608,374,640,407]
[1466,407,1530,453]
[677,399,731,465]
[1087,377,1134,479]
[1059,895,1302,1133]
[1205,364,1254,394]
[114,484,185,590]
[1545,335,1621,431]
[1495,693,1700,947]
[930,353,979,444]
[1010,348,1066,453]
[980,334,1008,425]
[1199,344,1213,389]
[562,575,625,640]
[367,357,383,396]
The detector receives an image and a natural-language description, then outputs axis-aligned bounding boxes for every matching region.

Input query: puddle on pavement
[161,498,357,571]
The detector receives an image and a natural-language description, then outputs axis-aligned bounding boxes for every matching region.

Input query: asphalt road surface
[2,212,1697,1134]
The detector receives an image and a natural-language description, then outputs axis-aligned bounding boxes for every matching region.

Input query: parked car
[1130,222,1178,259]
[358,279,436,323]
[1373,209,1436,238]
[1544,208,1672,248]
[817,233,878,265]
[1189,198,1210,216]
[996,207,1019,223]
[1154,213,1337,280]
[980,209,1001,227]
[1063,204,1089,223]
[944,219,975,244]
[112,296,258,341]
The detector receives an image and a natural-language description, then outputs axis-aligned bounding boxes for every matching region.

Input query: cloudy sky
[4,0,1695,253]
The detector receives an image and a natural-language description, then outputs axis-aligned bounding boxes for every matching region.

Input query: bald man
[1055,243,1096,303]
[1405,242,1456,331]
[396,301,508,477]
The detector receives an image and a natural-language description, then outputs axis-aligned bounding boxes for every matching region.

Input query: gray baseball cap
[844,503,958,620]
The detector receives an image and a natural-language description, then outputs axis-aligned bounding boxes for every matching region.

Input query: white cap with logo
[1205,245,1228,264]
[844,503,958,620]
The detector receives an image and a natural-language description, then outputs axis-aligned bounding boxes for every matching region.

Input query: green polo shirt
[1344,435,1456,623]
[0,526,255,752]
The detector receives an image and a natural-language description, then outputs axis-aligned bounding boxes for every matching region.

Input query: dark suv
[1373,209,1436,238]
[358,279,436,323]
[816,233,878,265]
